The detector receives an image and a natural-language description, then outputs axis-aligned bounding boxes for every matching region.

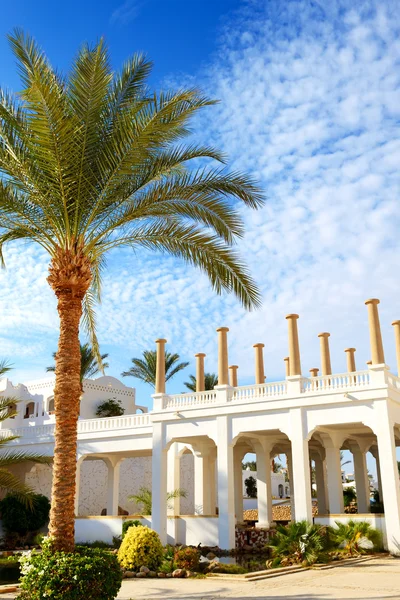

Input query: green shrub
[0,493,50,535]
[79,540,112,549]
[174,546,199,571]
[122,519,142,539]
[18,545,122,600]
[268,520,332,567]
[332,520,382,555]
[95,399,124,418]
[118,525,163,572]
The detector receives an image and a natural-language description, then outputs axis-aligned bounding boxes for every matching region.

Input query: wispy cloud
[3,0,400,398]
[110,0,141,25]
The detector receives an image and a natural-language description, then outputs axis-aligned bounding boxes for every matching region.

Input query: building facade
[1,299,400,554]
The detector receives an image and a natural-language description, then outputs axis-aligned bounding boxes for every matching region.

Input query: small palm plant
[184,373,218,392]
[128,486,187,515]
[332,520,382,556]
[268,521,331,567]
[122,351,189,386]
[47,343,109,383]
[0,397,51,505]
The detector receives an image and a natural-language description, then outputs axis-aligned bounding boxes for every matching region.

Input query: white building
[1,298,400,554]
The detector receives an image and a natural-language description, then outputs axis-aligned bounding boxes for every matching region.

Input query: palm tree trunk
[47,290,83,552]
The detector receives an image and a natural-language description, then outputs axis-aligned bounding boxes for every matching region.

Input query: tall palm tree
[0,359,13,378]
[122,350,188,386]
[47,343,109,383]
[0,32,263,551]
[184,372,218,392]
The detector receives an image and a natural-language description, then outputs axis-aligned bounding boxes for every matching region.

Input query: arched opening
[278,483,284,498]
[24,402,35,419]
[48,398,55,414]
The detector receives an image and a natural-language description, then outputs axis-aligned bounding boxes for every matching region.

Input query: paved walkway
[2,557,399,599]
[116,557,400,600]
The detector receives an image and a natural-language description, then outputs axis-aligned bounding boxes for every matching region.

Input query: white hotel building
[1,298,400,554]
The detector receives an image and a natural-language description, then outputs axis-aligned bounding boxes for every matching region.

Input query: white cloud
[3,0,400,401]
[110,1,141,25]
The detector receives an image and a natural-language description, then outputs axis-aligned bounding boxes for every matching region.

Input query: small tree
[184,373,218,392]
[128,486,187,515]
[245,475,257,498]
[95,399,124,418]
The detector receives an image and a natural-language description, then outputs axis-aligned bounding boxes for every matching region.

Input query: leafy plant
[343,486,357,507]
[47,343,109,383]
[122,519,142,539]
[245,476,257,498]
[118,525,163,572]
[242,460,256,471]
[174,546,199,571]
[95,399,124,418]
[122,350,189,386]
[0,493,50,535]
[332,520,382,556]
[18,545,122,600]
[268,521,331,567]
[184,373,218,392]
[128,486,187,515]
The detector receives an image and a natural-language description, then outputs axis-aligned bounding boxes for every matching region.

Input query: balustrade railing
[301,370,370,393]
[163,390,218,410]
[231,381,287,402]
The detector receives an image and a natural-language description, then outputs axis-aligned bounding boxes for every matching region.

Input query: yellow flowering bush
[118,525,163,572]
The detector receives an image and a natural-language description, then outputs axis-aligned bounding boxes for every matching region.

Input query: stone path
[1,557,399,599]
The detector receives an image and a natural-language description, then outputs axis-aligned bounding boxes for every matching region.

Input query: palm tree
[332,519,382,555]
[268,521,331,567]
[0,32,263,551]
[128,486,187,515]
[184,372,218,391]
[0,359,13,378]
[47,343,109,383]
[122,350,189,386]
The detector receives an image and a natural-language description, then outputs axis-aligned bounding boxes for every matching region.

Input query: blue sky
[1,0,400,479]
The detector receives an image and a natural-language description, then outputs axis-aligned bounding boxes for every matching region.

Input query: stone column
[209,449,217,516]
[375,406,400,554]
[345,348,356,372]
[75,455,85,516]
[216,415,235,549]
[151,422,168,544]
[314,456,328,514]
[217,327,229,386]
[318,333,332,376]
[229,365,239,387]
[155,338,167,394]
[323,438,344,514]
[253,343,265,384]
[284,357,290,378]
[365,299,385,365]
[286,451,295,521]
[167,443,181,515]
[233,446,244,523]
[309,368,319,377]
[106,458,123,516]
[370,449,382,500]
[392,320,400,375]
[289,408,313,521]
[256,444,273,528]
[286,314,302,376]
[195,353,206,392]
[352,447,370,514]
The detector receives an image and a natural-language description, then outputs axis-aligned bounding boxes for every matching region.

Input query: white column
[289,408,312,521]
[233,447,244,523]
[194,452,213,515]
[286,451,295,521]
[151,422,168,544]
[209,450,217,516]
[256,444,273,528]
[75,455,85,516]
[324,438,344,514]
[106,458,123,516]
[371,449,382,499]
[314,456,328,515]
[352,447,370,514]
[374,405,400,555]
[216,416,235,549]
[167,443,181,515]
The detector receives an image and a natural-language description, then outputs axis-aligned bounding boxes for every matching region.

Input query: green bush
[18,545,122,600]
[95,399,124,418]
[268,521,332,567]
[174,546,199,571]
[0,493,50,535]
[118,525,163,572]
[122,519,142,539]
